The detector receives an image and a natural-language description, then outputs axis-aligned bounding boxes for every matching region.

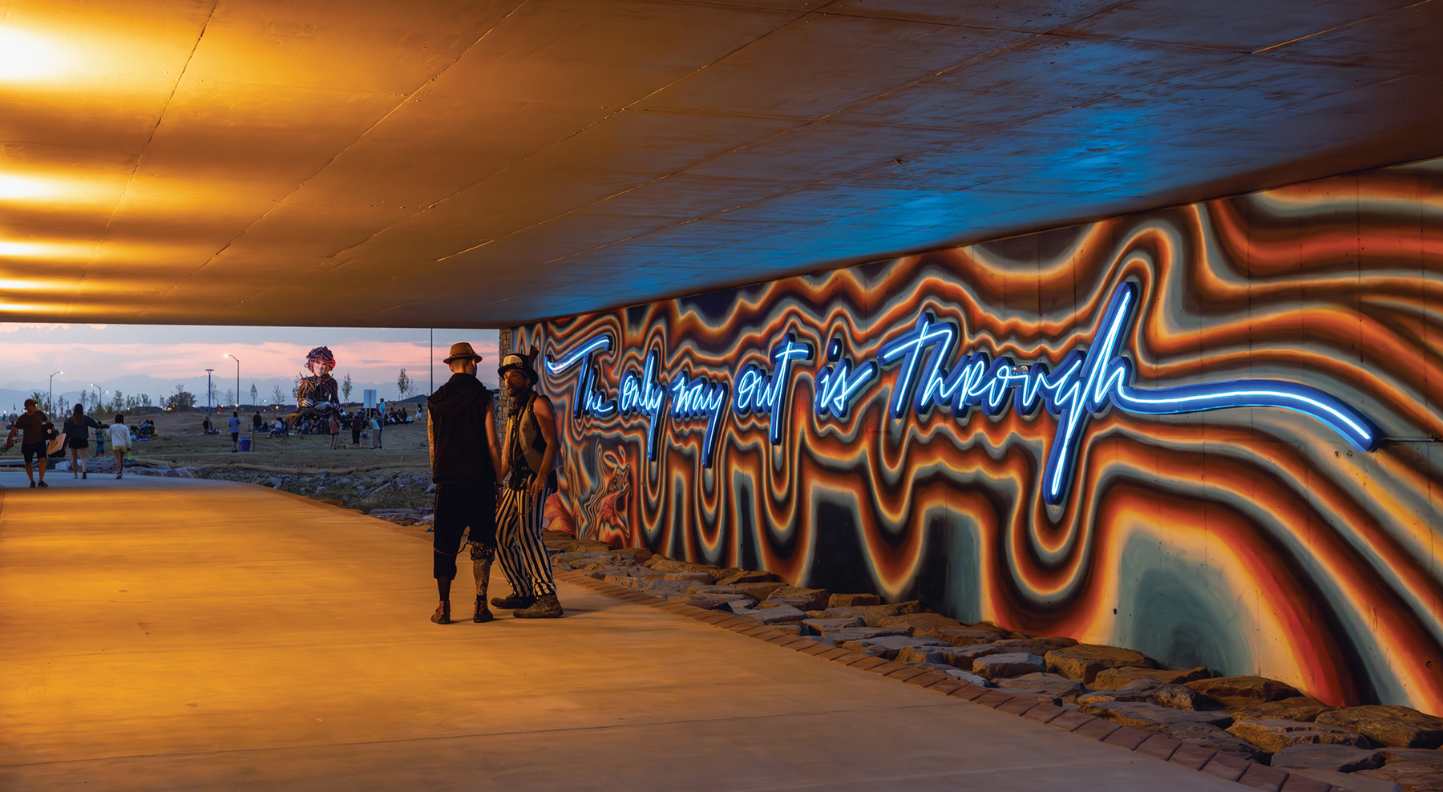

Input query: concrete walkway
[0,474,1244,790]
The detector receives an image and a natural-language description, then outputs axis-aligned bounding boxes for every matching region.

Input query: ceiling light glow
[0,26,74,84]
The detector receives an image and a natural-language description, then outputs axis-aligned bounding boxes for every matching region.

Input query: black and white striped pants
[496,483,557,598]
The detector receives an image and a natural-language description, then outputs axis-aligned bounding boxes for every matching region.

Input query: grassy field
[128,409,428,473]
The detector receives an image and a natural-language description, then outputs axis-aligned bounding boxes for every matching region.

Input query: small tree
[271,385,285,405]
[110,391,125,413]
[139,393,152,407]
[342,373,352,402]
[224,388,235,406]
[397,369,411,399]
[168,385,196,411]
[249,384,258,406]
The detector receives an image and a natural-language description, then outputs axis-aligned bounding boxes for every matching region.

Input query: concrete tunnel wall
[507,155,1443,713]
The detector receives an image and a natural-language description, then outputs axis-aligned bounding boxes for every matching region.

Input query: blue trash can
[238,435,252,452]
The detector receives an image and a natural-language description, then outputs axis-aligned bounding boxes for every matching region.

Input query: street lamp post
[205,368,214,410]
[48,369,62,414]
[224,354,240,409]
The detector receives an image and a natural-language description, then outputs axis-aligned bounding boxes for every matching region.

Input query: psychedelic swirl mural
[512,157,1443,713]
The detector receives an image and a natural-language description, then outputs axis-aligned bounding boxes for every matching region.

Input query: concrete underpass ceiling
[1,1,1440,328]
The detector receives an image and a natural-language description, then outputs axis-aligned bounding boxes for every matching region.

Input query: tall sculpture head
[296,346,339,410]
[305,346,336,378]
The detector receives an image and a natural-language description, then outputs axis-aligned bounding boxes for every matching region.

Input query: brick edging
[560,570,1333,792]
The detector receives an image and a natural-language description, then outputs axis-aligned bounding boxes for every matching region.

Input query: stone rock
[644,580,696,598]
[972,652,1045,679]
[800,617,865,635]
[645,557,719,580]
[874,612,963,630]
[1078,679,1165,707]
[553,551,611,569]
[1163,722,1267,761]
[587,565,631,580]
[1232,696,1332,723]
[746,604,807,624]
[912,624,1013,646]
[1185,675,1301,705]
[660,571,716,583]
[840,635,945,659]
[827,593,881,607]
[1153,684,1224,711]
[764,586,830,611]
[1226,718,1370,754]
[1092,666,1214,690]
[1085,701,1234,730]
[606,547,652,564]
[1045,644,1156,683]
[954,637,1076,662]
[1359,748,1443,792]
[895,644,990,667]
[717,570,783,586]
[687,592,754,610]
[995,672,1086,700]
[696,582,787,602]
[822,626,912,643]
[724,599,759,614]
[1316,705,1443,749]
[602,574,650,590]
[1271,744,1385,772]
[807,601,924,627]
[564,539,614,553]
[936,667,993,687]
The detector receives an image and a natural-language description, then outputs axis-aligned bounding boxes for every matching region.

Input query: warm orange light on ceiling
[0,172,98,204]
[0,277,50,291]
[0,25,74,84]
[0,239,97,260]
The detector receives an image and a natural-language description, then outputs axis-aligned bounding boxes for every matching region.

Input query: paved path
[0,474,1244,790]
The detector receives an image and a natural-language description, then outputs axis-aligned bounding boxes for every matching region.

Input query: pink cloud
[0,339,501,384]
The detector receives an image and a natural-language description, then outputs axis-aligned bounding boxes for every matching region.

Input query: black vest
[428,373,496,485]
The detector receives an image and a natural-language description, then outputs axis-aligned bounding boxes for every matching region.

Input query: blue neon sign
[543,281,1378,506]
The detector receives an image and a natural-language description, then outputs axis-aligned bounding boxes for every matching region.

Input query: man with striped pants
[492,352,564,619]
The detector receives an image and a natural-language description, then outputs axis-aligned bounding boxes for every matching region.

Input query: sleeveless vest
[505,392,554,489]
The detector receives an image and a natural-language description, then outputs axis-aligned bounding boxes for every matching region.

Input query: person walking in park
[350,410,362,446]
[425,342,502,625]
[328,411,341,449]
[3,399,54,488]
[492,352,563,618]
[227,411,241,452]
[375,404,384,449]
[108,414,130,479]
[251,411,263,445]
[63,404,102,480]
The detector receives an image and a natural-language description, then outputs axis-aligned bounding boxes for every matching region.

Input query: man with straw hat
[425,341,502,625]
[491,350,564,618]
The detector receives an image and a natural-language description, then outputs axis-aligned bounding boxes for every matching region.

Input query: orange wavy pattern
[514,157,1443,713]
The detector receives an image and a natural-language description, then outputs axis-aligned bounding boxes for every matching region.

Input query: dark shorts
[21,442,46,464]
[432,480,497,580]
[230,432,239,442]
[69,438,89,450]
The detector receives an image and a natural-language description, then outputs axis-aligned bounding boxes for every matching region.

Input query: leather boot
[490,592,535,610]
[514,593,563,619]
[430,601,451,624]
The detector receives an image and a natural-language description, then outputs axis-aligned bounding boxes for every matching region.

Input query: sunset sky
[0,323,500,411]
